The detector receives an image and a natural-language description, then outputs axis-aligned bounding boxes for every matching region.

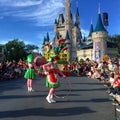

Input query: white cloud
[0,0,43,7]
[0,40,9,45]
[81,28,89,37]
[0,0,65,26]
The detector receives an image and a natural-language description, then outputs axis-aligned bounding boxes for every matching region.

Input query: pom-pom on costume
[24,54,36,92]
[42,54,66,103]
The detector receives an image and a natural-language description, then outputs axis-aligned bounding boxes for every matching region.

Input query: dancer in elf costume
[24,54,36,92]
[42,54,66,103]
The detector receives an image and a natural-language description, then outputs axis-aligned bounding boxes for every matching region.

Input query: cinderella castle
[41,0,117,62]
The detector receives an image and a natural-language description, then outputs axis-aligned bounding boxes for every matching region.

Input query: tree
[5,39,39,62]
[5,39,26,61]
[108,34,120,57]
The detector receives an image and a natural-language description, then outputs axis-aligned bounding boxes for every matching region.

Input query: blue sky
[0,0,120,52]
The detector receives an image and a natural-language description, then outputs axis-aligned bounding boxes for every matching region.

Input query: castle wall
[77,48,93,61]
[92,31,108,62]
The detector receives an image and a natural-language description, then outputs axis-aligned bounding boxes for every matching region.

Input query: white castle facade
[42,0,117,62]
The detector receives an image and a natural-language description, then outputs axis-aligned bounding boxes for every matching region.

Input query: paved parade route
[0,75,115,120]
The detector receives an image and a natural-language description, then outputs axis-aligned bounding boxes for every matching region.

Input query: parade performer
[42,54,66,103]
[24,54,36,92]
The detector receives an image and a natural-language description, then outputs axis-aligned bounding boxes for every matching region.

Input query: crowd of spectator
[0,59,27,81]
[68,57,120,113]
[63,57,120,114]
[1,56,120,103]
[1,56,120,114]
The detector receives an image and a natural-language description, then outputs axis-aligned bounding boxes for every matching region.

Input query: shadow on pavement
[0,106,95,118]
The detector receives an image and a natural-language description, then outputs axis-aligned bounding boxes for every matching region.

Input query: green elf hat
[27,54,33,63]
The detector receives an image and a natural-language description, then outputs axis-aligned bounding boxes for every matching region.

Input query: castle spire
[94,3,106,32]
[88,20,94,37]
[58,12,65,24]
[65,30,70,40]
[76,0,78,8]
[98,3,100,14]
[75,4,80,27]
[46,32,50,42]
[65,0,71,24]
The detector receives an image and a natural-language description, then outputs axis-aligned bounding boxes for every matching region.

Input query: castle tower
[54,12,65,38]
[74,5,82,47]
[65,30,71,61]
[41,32,51,56]
[53,0,82,61]
[75,6,80,27]
[65,0,74,38]
[54,19,58,33]
[88,20,94,41]
[92,5,108,62]
[65,0,73,28]
[71,3,82,60]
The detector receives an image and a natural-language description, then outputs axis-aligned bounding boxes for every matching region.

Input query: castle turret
[65,0,71,25]
[41,36,46,55]
[54,19,58,33]
[54,12,66,38]
[46,32,50,43]
[75,7,80,28]
[65,0,74,32]
[65,30,71,61]
[88,20,94,41]
[65,31,71,48]
[58,13,65,25]
[92,5,108,62]
[70,4,82,60]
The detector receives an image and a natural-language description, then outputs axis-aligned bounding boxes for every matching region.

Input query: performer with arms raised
[42,54,66,103]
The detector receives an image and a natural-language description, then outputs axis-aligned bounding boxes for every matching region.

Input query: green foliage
[108,34,120,57]
[117,53,120,58]
[0,45,4,52]
[108,34,120,43]
[3,39,39,62]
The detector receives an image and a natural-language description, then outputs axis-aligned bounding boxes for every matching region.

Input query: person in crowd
[109,75,120,97]
[109,72,115,86]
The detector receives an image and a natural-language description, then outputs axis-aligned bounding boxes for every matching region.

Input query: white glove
[45,71,49,75]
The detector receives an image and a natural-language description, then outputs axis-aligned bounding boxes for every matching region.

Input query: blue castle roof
[65,30,70,40]
[88,23,94,37]
[54,19,58,24]
[94,13,106,32]
[65,30,71,44]
[58,13,65,24]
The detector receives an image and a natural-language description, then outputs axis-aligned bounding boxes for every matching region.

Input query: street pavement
[0,75,116,120]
